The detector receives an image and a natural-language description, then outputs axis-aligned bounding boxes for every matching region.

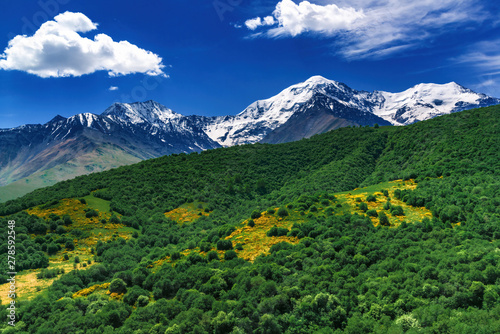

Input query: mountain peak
[305,75,332,83]
[102,100,181,125]
[48,115,67,123]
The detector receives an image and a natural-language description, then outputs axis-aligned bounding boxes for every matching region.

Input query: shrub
[109,278,127,294]
[55,226,66,235]
[366,195,377,202]
[251,211,262,219]
[207,251,219,262]
[247,219,255,227]
[217,239,233,251]
[267,208,276,215]
[379,212,390,226]
[309,206,318,212]
[65,240,75,250]
[85,209,99,218]
[391,206,405,216]
[267,226,289,237]
[366,210,378,217]
[277,208,289,217]
[224,250,237,261]
[383,201,391,210]
[79,198,86,204]
[358,202,368,212]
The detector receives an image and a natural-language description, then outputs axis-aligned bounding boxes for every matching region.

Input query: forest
[0,105,498,333]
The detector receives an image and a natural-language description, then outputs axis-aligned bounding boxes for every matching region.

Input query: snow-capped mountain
[0,101,220,201]
[371,82,500,125]
[193,76,390,146]
[1,76,498,201]
[192,76,499,146]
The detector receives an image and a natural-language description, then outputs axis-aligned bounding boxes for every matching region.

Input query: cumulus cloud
[245,16,277,30]
[243,0,486,60]
[0,11,166,78]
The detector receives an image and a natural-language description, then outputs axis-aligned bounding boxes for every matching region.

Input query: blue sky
[0,0,499,128]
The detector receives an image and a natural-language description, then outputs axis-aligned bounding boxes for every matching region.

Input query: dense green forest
[0,105,499,333]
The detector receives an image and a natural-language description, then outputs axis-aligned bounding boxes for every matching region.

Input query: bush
[79,198,86,204]
[224,250,237,261]
[267,208,276,215]
[390,206,405,216]
[247,219,255,227]
[251,211,262,219]
[65,240,75,250]
[366,194,377,202]
[207,251,219,262]
[267,226,289,237]
[383,201,391,210]
[109,278,127,294]
[358,202,368,212]
[379,212,390,226]
[85,209,99,218]
[217,239,233,251]
[277,208,289,217]
[366,209,378,217]
[55,226,66,235]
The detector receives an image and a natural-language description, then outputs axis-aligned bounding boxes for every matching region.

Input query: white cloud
[454,40,500,73]
[245,16,277,30]
[243,0,486,60]
[0,11,166,78]
[109,86,119,91]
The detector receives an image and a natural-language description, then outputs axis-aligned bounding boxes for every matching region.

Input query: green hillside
[0,106,499,333]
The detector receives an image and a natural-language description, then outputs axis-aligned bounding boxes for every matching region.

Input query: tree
[379,212,390,226]
[224,250,237,261]
[55,225,66,235]
[217,239,233,251]
[109,278,127,294]
[366,194,377,202]
[277,207,289,217]
[390,206,405,216]
[359,202,368,212]
[251,211,262,219]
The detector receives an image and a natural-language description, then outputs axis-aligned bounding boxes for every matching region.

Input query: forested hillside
[0,105,499,333]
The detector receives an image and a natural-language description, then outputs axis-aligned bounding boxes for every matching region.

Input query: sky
[0,0,499,128]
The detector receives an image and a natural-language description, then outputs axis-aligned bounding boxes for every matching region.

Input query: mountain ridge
[1,76,499,201]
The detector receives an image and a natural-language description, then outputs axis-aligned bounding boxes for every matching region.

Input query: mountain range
[1,75,498,201]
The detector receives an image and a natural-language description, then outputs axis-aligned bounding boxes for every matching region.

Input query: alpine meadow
[0,104,499,333]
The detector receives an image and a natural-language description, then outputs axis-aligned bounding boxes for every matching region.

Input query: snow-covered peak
[373,82,494,125]
[68,113,100,127]
[102,100,182,125]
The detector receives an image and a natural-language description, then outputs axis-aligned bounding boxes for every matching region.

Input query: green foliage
[390,205,405,216]
[266,226,289,237]
[277,207,289,217]
[366,209,378,217]
[216,239,233,251]
[379,211,390,226]
[251,211,262,219]
[85,209,99,218]
[0,106,499,333]
[358,202,368,212]
[366,194,377,202]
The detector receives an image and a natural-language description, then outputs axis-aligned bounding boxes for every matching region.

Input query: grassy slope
[0,144,141,203]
